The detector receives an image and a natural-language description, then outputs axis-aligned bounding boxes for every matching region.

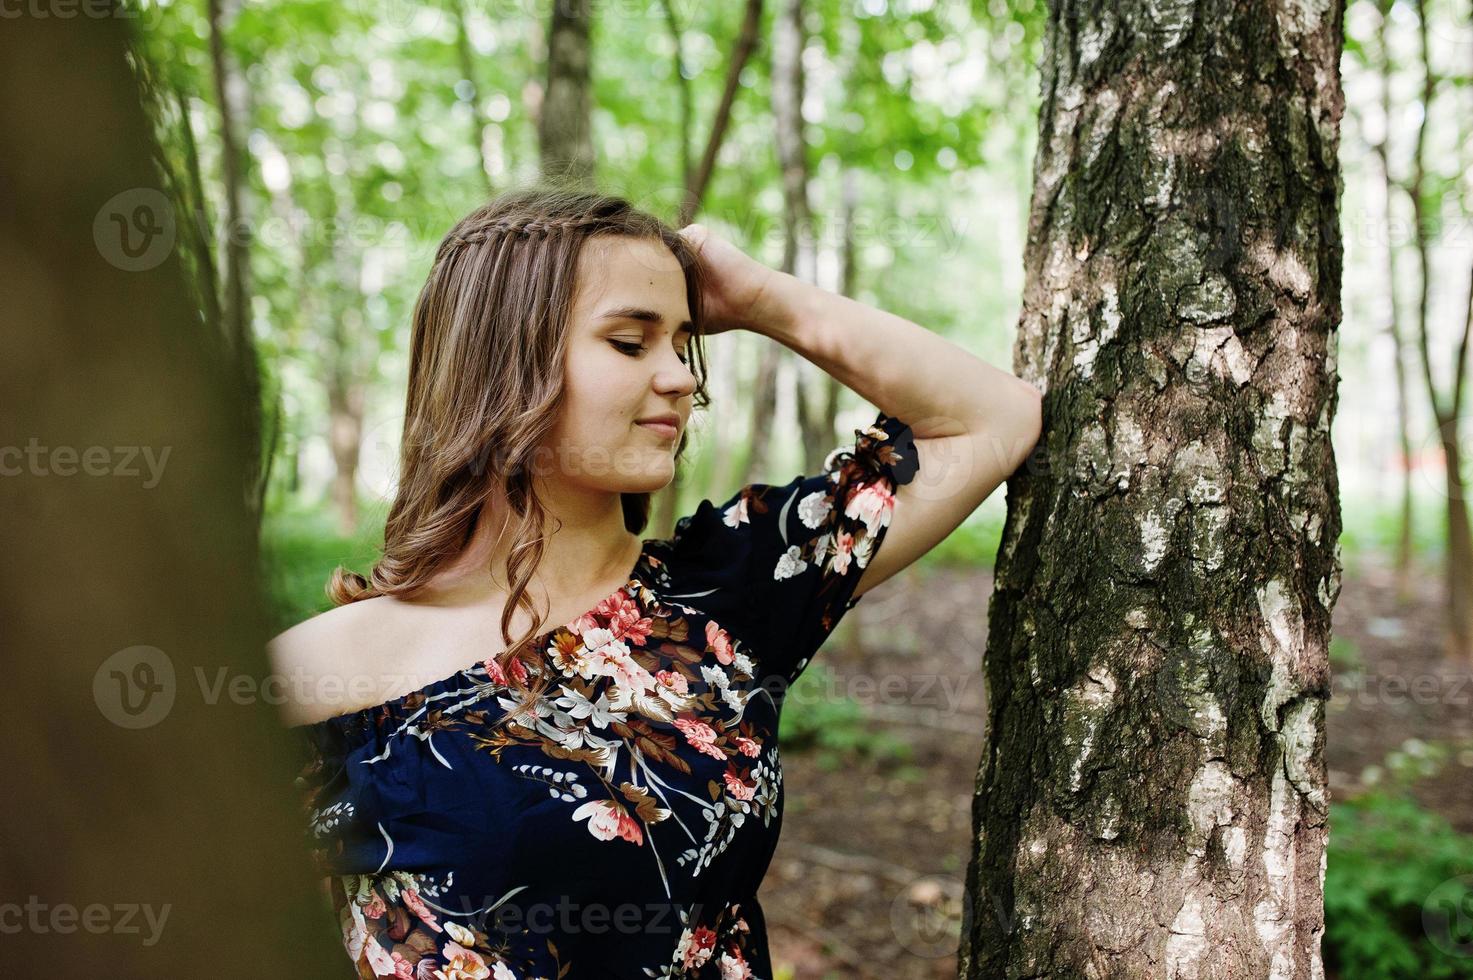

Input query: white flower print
[550,683,628,731]
[843,479,897,534]
[721,495,749,528]
[772,544,807,580]
[796,488,831,529]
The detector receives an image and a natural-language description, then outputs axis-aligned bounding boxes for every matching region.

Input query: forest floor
[761,555,1473,979]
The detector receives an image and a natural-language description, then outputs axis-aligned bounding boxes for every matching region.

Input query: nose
[654,347,697,399]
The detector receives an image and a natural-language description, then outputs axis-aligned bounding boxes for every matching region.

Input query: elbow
[1009,378,1044,473]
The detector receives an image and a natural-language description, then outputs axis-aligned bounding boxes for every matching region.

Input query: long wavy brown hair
[327,185,711,727]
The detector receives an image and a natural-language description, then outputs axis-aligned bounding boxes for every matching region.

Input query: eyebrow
[597,306,694,334]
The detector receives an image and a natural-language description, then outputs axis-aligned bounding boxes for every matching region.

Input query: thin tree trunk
[325,182,367,537]
[659,0,694,196]
[680,0,764,227]
[1368,1,1415,592]
[961,0,1345,975]
[1407,0,1473,660]
[207,0,263,524]
[647,0,765,536]
[172,84,223,335]
[450,0,494,196]
[539,0,594,185]
[773,0,827,476]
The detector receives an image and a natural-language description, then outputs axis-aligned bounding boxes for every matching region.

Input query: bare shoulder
[267,596,408,728]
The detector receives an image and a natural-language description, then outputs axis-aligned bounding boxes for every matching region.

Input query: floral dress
[290,411,919,979]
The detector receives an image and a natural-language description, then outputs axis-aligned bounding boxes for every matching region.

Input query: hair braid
[448,214,613,248]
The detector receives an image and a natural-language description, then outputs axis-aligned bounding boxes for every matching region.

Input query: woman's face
[546,234,697,494]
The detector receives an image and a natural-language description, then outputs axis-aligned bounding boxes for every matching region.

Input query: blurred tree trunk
[1367,0,1415,595]
[679,0,764,228]
[0,14,343,974]
[775,0,831,476]
[207,0,264,522]
[1407,0,1472,661]
[961,0,1345,976]
[450,0,494,196]
[539,0,594,185]
[324,172,369,537]
[741,0,805,489]
[651,0,764,538]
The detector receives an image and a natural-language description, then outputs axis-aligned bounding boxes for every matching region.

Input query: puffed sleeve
[665,410,920,686]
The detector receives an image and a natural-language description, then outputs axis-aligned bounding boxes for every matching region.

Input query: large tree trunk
[538,0,594,185]
[961,0,1346,976]
[0,15,343,973]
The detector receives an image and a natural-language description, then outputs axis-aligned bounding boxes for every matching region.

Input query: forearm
[751,270,1042,447]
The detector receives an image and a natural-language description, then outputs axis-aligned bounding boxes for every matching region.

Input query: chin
[625,460,676,492]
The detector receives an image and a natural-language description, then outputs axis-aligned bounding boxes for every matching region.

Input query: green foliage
[1336,488,1453,576]
[259,501,383,633]
[1326,791,1473,979]
[915,504,1007,570]
[1330,634,1363,673]
[777,663,913,769]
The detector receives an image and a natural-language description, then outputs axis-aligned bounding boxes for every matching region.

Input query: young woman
[271,187,1041,979]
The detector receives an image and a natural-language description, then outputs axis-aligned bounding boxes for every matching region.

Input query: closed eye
[610,339,690,364]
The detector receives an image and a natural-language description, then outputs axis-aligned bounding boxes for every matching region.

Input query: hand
[677,223,788,336]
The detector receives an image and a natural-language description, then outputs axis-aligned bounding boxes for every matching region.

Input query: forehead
[571,236,691,329]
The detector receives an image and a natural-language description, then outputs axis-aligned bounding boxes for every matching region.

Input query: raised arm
[681,223,1044,598]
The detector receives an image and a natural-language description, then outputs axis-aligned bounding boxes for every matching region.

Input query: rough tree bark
[960,0,1346,977]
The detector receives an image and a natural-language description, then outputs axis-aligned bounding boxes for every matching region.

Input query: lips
[637,419,679,439]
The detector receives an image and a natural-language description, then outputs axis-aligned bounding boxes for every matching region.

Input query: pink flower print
[568,610,600,635]
[723,768,756,801]
[721,494,750,528]
[844,480,896,534]
[391,951,416,979]
[401,889,443,933]
[718,946,752,980]
[674,717,727,761]
[364,892,387,919]
[343,901,370,962]
[432,942,491,980]
[481,655,528,687]
[596,589,653,646]
[733,735,760,758]
[362,935,399,977]
[705,620,736,665]
[656,669,688,693]
[829,528,856,576]
[571,799,645,845]
[589,639,657,693]
[680,925,718,970]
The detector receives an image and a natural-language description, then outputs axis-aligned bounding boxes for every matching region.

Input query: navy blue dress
[290,411,919,979]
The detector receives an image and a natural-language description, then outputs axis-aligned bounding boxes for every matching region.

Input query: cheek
[561,346,645,432]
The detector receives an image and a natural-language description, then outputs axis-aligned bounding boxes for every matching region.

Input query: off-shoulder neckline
[287,536,661,736]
